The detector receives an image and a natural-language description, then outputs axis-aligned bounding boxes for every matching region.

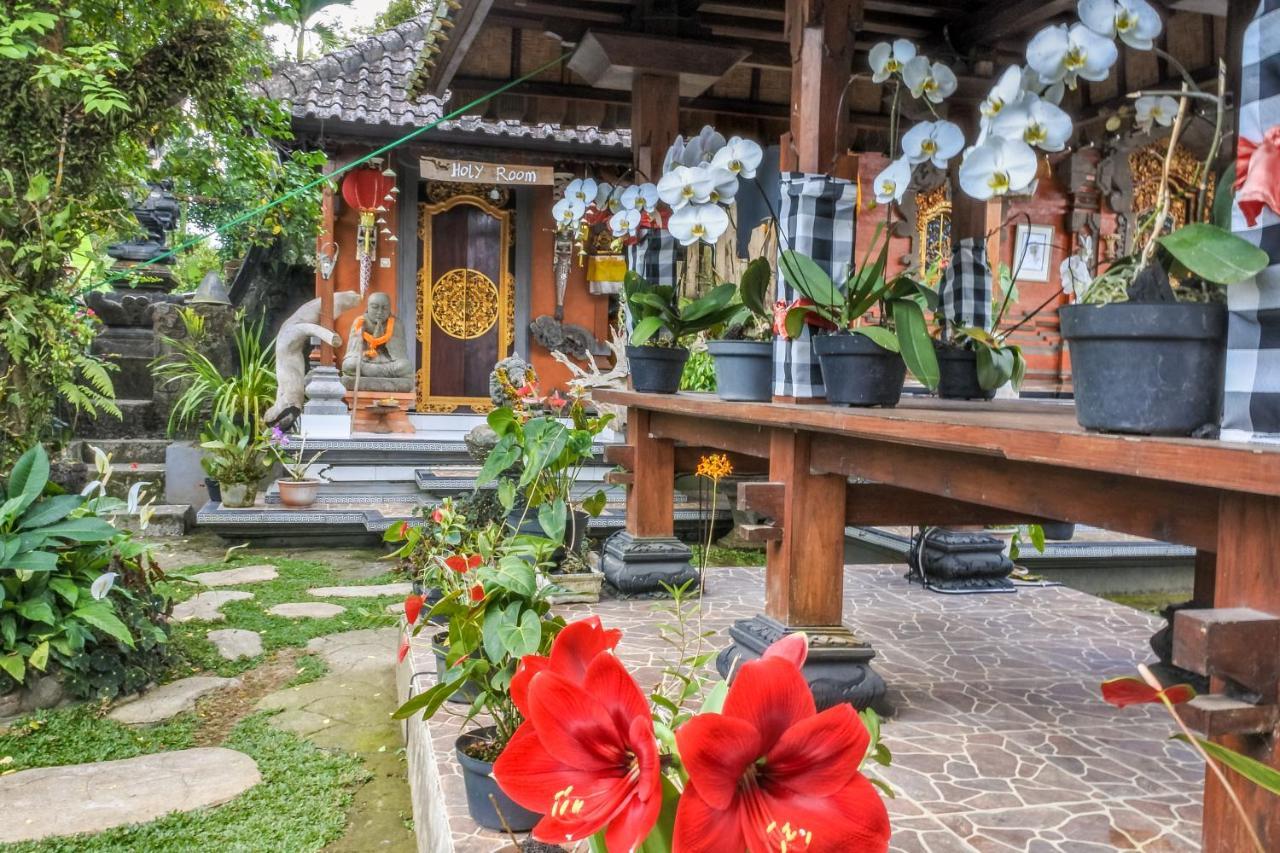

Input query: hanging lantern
[387,234,399,243]
[381,167,396,178]
[389,185,401,195]
[341,165,396,295]
[383,193,395,203]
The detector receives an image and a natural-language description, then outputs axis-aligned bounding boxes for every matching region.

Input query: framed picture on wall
[1013,224,1055,282]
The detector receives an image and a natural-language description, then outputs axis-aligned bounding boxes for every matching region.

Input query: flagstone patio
[398,564,1202,853]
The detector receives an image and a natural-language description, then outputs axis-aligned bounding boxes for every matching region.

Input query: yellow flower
[696,453,733,482]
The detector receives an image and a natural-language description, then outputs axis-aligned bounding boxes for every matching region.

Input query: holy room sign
[419,157,553,186]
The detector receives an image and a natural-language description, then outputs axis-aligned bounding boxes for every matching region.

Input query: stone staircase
[72,439,193,537]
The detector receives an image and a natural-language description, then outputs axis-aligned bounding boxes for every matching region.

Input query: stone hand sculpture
[340,292,413,392]
[265,290,362,427]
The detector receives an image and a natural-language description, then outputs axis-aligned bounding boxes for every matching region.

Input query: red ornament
[341,167,396,213]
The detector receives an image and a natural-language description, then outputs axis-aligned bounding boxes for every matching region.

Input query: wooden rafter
[423,0,496,96]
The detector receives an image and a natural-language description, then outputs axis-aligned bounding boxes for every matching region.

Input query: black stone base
[908,527,1015,593]
[716,615,890,714]
[600,531,697,597]
[1149,600,1210,694]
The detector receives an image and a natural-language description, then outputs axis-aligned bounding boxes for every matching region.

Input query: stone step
[107,675,242,725]
[108,504,193,538]
[77,399,159,439]
[101,463,167,499]
[79,438,171,465]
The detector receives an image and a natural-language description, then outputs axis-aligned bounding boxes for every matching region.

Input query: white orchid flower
[621,183,660,212]
[1026,23,1118,88]
[959,137,1040,200]
[605,185,628,213]
[684,126,726,166]
[704,166,740,205]
[667,203,730,246]
[594,182,613,208]
[565,177,597,206]
[126,480,151,514]
[1079,0,1162,50]
[1134,94,1178,132]
[711,137,764,180]
[552,197,586,228]
[903,56,958,103]
[902,121,966,168]
[656,165,715,209]
[91,572,118,601]
[609,208,642,238]
[873,157,913,204]
[991,96,1074,152]
[869,39,917,83]
[981,67,1027,121]
[662,136,686,174]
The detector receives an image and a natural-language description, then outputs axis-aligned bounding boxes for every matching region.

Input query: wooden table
[595,389,1280,853]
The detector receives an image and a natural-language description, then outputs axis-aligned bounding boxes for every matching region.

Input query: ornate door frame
[416,192,514,412]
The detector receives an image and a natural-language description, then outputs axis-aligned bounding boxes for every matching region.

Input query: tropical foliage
[624,273,742,348]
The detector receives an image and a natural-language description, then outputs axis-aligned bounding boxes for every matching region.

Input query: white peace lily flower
[903,56,958,103]
[981,66,1028,120]
[1079,0,1162,50]
[90,572,118,601]
[609,208,642,238]
[873,157,913,204]
[901,121,966,168]
[959,136,1040,200]
[552,197,586,228]
[869,39,917,83]
[991,96,1073,152]
[126,480,151,514]
[704,166,740,205]
[656,165,716,210]
[80,479,103,498]
[1134,94,1178,132]
[711,137,764,180]
[1026,23,1118,88]
[667,203,730,246]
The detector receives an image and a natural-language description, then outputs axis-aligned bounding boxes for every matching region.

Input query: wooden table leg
[1201,493,1280,852]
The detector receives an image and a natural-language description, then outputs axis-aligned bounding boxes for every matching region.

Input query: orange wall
[329,178,401,349]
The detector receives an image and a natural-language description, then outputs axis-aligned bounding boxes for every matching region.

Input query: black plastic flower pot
[708,339,773,401]
[1060,303,1227,436]
[456,726,541,832]
[204,477,222,504]
[813,333,906,407]
[935,344,997,401]
[507,508,590,567]
[626,345,689,394]
[432,632,480,705]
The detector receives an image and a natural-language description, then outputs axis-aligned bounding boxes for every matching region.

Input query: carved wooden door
[417,194,512,413]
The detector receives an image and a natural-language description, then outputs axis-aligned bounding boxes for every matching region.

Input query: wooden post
[785,0,859,175]
[1203,492,1280,852]
[765,428,847,626]
[630,72,679,183]
[624,407,676,538]
[317,159,338,367]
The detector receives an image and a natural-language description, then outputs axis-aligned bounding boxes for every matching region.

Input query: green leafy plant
[717,257,774,341]
[624,272,742,347]
[383,497,498,597]
[678,345,716,391]
[940,264,1029,393]
[781,228,941,390]
[199,415,271,486]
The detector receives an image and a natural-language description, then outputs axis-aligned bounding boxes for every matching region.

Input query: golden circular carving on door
[430,268,499,340]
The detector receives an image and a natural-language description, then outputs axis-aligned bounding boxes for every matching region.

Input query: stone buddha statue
[340,292,413,392]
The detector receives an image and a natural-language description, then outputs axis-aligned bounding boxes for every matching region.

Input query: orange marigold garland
[355,316,394,357]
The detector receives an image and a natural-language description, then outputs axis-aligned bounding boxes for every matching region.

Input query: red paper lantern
[341,167,396,212]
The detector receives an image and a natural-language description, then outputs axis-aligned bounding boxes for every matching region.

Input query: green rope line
[100,50,571,288]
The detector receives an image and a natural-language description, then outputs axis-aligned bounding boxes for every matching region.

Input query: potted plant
[265,426,327,508]
[198,416,270,508]
[934,263,1030,400]
[707,257,775,401]
[1060,77,1269,435]
[781,230,940,406]
[386,496,493,615]
[622,272,742,393]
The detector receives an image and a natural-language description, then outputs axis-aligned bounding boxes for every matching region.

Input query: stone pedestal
[716,615,889,713]
[908,528,1015,593]
[301,366,351,439]
[600,531,697,596]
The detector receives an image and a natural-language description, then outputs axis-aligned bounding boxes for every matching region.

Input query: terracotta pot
[277,478,321,508]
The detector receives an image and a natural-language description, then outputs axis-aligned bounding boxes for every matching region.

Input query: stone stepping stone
[0,747,260,844]
[267,602,346,620]
[306,628,400,675]
[189,564,278,587]
[206,628,262,661]
[108,676,241,725]
[307,582,411,599]
[171,590,253,623]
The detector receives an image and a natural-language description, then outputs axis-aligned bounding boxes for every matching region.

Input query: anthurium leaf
[71,602,134,646]
[850,326,900,353]
[892,300,939,390]
[537,498,567,543]
[486,406,518,436]
[17,494,82,530]
[485,555,536,598]
[498,607,543,659]
[1172,734,1280,796]
[780,251,838,308]
[1158,222,1270,285]
[496,479,516,512]
[482,600,510,663]
[739,257,772,318]
[581,489,607,518]
[0,653,24,683]
[630,314,667,346]
[475,440,519,487]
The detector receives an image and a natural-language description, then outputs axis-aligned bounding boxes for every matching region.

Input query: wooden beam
[739,480,1053,526]
[424,0,496,96]
[787,0,861,195]
[952,0,1075,49]
[631,71,680,182]
[624,408,676,538]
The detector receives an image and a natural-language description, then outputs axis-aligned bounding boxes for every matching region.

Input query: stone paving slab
[171,590,254,623]
[189,564,278,587]
[307,583,411,598]
[108,676,241,724]
[307,628,399,675]
[206,628,262,661]
[0,747,260,843]
[268,602,347,619]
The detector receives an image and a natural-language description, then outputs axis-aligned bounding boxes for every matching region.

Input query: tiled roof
[254,10,630,150]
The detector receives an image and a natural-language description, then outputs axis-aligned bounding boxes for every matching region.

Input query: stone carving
[600,531,697,597]
[431,268,499,340]
[265,291,362,427]
[107,181,181,263]
[550,325,630,431]
[340,292,413,392]
[488,355,538,408]
[907,527,1015,593]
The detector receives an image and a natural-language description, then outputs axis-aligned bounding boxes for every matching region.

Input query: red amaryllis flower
[494,652,661,851]
[1101,676,1196,708]
[511,616,622,716]
[673,657,890,853]
[469,583,485,602]
[444,554,483,573]
[404,594,425,625]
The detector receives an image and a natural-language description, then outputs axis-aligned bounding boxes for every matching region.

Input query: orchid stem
[1195,60,1227,223]
[1138,84,1190,271]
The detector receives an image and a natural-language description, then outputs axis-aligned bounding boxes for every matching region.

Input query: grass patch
[690,544,767,568]
[1102,590,1190,615]
[165,555,401,679]
[286,654,329,688]
[0,706,197,773]
[2,714,368,853]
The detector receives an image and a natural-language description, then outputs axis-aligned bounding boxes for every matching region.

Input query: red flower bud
[404,594,425,624]
[469,584,485,602]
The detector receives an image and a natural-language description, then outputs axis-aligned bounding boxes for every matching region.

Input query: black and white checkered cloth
[631,228,681,287]
[1223,0,1280,443]
[773,172,856,397]
[939,238,993,333]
